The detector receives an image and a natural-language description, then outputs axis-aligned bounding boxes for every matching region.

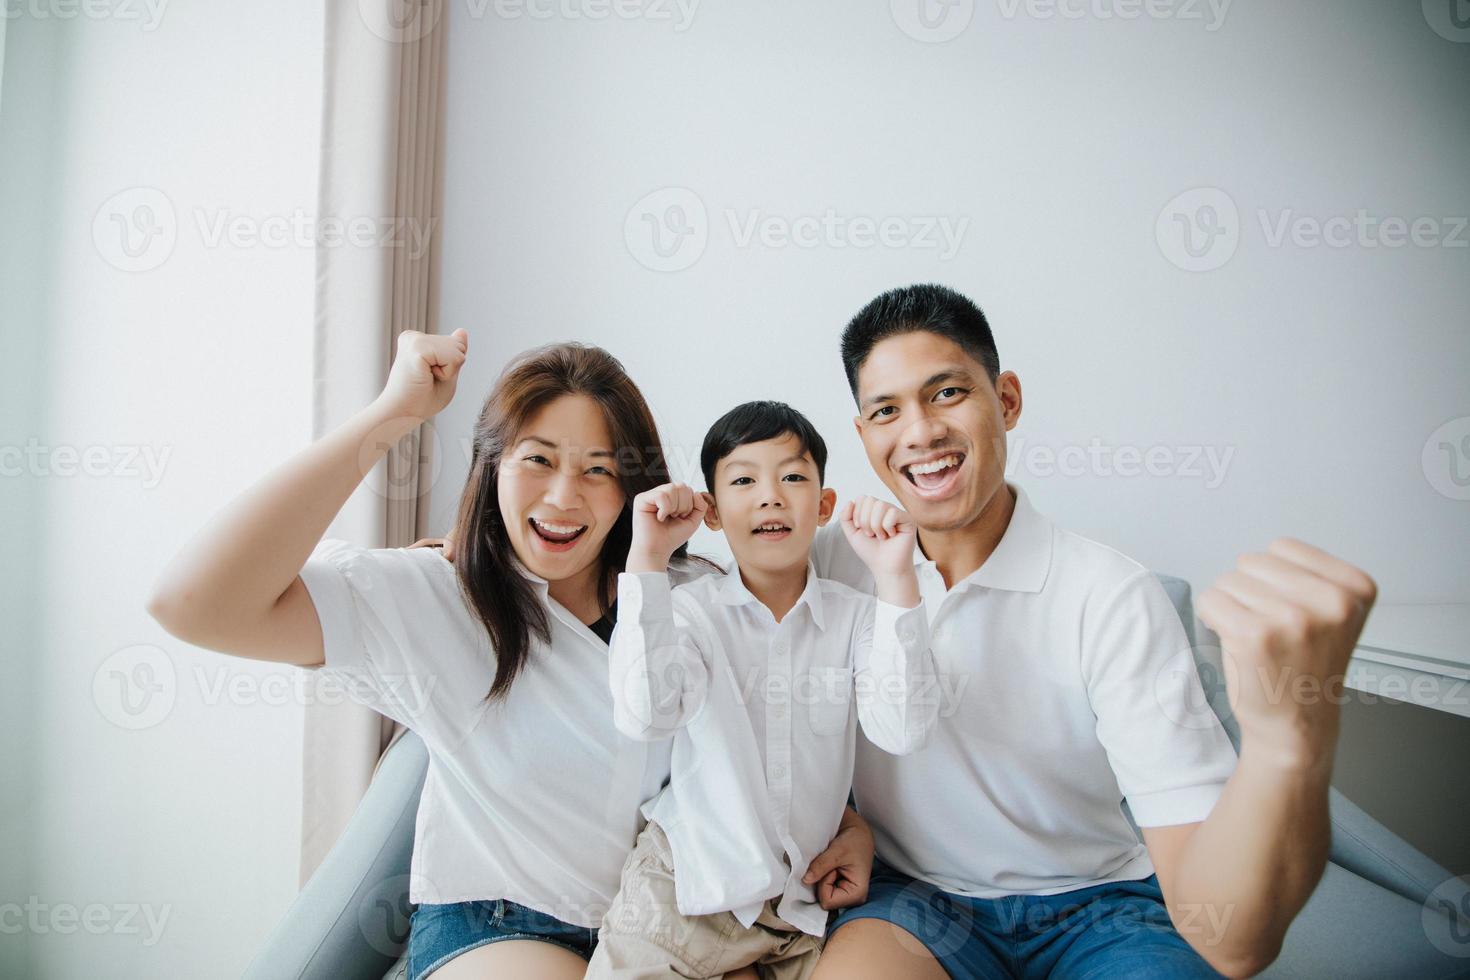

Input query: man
[799,284,1377,979]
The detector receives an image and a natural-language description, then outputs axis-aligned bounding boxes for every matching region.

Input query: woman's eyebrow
[517,436,613,458]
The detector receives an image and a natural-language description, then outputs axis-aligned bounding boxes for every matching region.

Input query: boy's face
[705,433,837,577]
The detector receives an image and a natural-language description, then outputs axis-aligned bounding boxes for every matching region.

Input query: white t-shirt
[609,564,935,937]
[811,485,1238,898]
[298,540,704,926]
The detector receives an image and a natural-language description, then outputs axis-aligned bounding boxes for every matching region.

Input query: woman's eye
[525,454,552,466]
[586,466,613,477]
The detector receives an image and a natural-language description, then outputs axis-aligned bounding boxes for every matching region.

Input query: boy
[585,400,939,980]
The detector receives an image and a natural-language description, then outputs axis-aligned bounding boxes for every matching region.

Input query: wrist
[625,549,670,574]
[872,570,920,608]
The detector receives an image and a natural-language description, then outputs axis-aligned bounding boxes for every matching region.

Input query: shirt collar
[914,483,1053,594]
[715,560,827,631]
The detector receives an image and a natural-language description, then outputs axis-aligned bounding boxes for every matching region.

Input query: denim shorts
[406,899,599,980]
[828,856,1219,979]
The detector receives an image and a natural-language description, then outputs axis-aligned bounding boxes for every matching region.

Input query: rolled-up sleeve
[855,598,938,755]
[1082,570,1238,827]
[609,572,711,741]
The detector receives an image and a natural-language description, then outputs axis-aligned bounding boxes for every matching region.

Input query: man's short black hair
[700,400,828,490]
[840,284,1000,401]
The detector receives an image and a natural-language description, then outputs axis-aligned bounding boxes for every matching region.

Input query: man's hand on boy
[627,482,710,573]
[840,496,921,608]
[803,805,875,910]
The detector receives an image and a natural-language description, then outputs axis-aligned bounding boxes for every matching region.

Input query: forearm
[609,573,705,738]
[1160,742,1334,976]
[148,398,418,644]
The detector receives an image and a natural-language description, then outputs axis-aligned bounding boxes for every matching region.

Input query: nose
[903,411,949,450]
[543,470,584,511]
[758,484,786,509]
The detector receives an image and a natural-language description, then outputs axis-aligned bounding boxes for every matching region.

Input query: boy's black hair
[840,283,1000,401]
[700,400,828,490]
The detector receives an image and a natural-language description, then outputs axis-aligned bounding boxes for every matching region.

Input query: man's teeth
[908,454,961,476]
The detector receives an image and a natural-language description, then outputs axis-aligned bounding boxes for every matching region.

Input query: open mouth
[529,517,588,551]
[900,452,966,498]
[752,521,793,541]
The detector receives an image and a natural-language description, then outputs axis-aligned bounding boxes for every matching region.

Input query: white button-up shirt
[812,485,1239,898]
[299,540,705,926]
[610,564,936,936]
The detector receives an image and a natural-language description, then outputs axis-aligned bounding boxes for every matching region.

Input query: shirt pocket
[803,665,854,737]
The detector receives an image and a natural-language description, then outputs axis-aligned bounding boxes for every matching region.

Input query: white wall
[1,4,321,976]
[430,0,1469,601]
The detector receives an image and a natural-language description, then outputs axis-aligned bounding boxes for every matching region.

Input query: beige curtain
[301,0,448,885]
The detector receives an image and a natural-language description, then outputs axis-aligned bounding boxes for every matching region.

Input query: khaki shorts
[585,819,825,980]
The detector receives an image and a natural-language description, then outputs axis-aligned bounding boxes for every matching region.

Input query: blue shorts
[828,856,1219,979]
[407,899,599,980]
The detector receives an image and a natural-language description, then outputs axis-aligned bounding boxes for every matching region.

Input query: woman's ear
[701,492,722,531]
[816,487,838,526]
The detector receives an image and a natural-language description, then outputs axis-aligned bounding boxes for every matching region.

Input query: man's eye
[935,387,968,401]
[870,406,896,420]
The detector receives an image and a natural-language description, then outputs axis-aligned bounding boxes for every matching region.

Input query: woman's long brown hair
[451,343,703,701]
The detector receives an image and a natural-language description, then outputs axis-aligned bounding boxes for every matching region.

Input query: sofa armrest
[243,731,429,980]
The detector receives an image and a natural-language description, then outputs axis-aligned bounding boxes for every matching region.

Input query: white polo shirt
[299,539,705,926]
[812,485,1238,898]
[611,564,936,936]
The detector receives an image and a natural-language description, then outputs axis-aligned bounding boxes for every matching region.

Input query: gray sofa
[244,575,1470,979]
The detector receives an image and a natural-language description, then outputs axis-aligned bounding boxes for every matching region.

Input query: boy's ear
[816,487,838,526]
[701,492,722,531]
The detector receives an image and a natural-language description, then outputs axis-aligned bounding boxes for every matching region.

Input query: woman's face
[497,393,627,585]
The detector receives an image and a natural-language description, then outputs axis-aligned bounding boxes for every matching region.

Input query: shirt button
[772,705,786,717]
[900,627,916,643]
[772,765,786,778]
[773,643,787,655]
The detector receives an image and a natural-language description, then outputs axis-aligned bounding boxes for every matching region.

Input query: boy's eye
[730,476,754,486]
[782,473,808,482]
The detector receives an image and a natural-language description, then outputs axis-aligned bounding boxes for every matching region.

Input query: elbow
[1197,936,1281,979]
[145,579,192,639]
[612,706,672,743]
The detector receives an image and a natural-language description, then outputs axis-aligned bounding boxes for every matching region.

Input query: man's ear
[996,370,1023,431]
[852,415,863,438]
[816,487,838,526]
[701,492,722,531]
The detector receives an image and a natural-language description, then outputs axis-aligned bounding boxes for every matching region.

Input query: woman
[147,331,867,978]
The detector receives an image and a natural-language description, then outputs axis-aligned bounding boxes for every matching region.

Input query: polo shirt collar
[715,560,827,630]
[914,483,1053,594]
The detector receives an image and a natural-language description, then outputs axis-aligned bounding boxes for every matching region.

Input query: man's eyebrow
[517,436,614,458]
[859,368,974,409]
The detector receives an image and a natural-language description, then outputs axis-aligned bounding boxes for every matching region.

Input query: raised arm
[609,483,712,740]
[840,496,936,755]
[145,329,469,666]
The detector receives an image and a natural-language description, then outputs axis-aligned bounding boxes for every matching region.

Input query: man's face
[852,331,1021,533]
[705,433,837,578]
